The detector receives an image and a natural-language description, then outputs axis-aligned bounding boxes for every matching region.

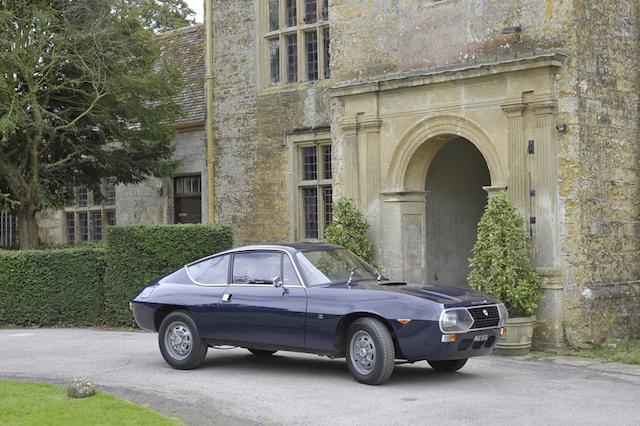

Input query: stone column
[530,100,562,350]
[382,191,427,282]
[531,101,559,268]
[502,102,529,217]
[341,122,359,203]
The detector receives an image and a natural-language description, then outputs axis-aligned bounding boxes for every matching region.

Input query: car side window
[187,255,230,285]
[232,252,281,284]
[282,255,301,286]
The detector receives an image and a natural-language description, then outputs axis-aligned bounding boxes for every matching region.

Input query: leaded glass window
[263,0,329,85]
[295,140,332,240]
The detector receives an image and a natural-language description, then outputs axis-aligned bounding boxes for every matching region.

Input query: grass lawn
[562,339,640,365]
[0,380,183,426]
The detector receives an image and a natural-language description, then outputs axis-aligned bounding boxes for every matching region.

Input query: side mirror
[273,276,289,294]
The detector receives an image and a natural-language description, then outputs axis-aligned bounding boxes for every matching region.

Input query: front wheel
[158,311,208,369]
[346,318,395,385]
[427,359,468,372]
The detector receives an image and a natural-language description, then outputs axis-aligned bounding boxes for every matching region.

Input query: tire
[158,311,208,370]
[248,348,278,356]
[345,318,395,385]
[427,358,468,372]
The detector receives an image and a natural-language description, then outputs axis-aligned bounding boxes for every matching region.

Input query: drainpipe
[204,0,216,223]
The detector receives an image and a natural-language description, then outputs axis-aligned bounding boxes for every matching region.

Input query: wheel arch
[154,305,189,331]
[333,312,405,359]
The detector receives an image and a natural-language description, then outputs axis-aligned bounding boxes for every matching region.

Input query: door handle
[222,293,232,302]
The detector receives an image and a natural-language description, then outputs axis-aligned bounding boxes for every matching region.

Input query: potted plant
[468,194,542,356]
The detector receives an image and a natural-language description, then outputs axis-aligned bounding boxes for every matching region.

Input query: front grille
[468,305,500,329]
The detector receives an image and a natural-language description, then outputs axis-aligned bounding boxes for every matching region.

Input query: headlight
[497,303,509,327]
[136,286,155,299]
[439,308,474,333]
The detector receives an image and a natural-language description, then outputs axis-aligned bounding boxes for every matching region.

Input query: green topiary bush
[468,194,541,317]
[103,224,233,325]
[325,198,375,264]
[0,248,106,326]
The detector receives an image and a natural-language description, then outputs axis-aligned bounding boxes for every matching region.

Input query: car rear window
[187,255,230,285]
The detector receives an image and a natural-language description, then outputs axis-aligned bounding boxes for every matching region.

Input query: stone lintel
[331,52,568,98]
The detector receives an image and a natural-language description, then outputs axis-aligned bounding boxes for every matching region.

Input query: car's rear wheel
[346,318,395,385]
[247,349,278,356]
[427,358,468,372]
[158,311,208,369]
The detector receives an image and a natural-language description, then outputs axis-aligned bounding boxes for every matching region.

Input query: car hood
[325,280,497,306]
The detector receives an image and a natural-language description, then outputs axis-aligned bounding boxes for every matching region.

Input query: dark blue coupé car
[132,243,508,385]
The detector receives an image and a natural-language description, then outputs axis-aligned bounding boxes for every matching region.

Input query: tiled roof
[157,24,206,127]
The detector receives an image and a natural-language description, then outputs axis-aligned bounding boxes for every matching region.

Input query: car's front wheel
[158,311,208,369]
[427,358,468,372]
[247,349,278,356]
[346,318,395,385]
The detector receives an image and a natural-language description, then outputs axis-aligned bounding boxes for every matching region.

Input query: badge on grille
[482,309,489,316]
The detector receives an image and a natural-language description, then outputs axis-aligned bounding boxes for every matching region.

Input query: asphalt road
[1,329,640,425]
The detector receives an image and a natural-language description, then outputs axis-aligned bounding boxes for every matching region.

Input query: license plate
[473,334,489,342]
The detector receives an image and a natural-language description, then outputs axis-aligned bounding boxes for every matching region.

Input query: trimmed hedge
[104,224,233,325]
[0,248,106,326]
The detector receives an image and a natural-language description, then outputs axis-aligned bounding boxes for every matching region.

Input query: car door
[184,253,231,341]
[219,250,307,349]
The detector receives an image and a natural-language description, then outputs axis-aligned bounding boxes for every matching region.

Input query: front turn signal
[396,319,412,325]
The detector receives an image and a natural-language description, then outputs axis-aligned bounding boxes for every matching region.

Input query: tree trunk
[17,206,40,250]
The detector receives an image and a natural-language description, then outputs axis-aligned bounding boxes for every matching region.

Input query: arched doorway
[425,137,490,287]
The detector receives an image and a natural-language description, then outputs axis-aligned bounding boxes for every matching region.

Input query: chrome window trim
[439,304,503,334]
[185,248,308,288]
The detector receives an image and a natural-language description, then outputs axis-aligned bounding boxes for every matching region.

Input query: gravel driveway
[1,328,639,425]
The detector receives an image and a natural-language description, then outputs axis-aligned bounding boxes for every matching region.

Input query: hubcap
[165,321,192,360]
[350,330,376,375]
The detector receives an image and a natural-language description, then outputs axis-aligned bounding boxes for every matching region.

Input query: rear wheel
[427,359,468,372]
[158,311,208,369]
[247,349,278,356]
[345,318,395,385]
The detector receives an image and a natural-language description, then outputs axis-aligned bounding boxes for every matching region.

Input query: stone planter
[494,315,536,356]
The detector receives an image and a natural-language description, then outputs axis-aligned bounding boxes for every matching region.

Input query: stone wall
[211,1,331,245]
[558,1,640,345]
[331,0,571,82]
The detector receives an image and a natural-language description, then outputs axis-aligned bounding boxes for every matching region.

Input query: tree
[0,0,194,249]
[325,198,376,265]
[468,194,541,317]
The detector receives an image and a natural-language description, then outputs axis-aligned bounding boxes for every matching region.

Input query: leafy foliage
[0,248,106,326]
[104,224,233,325]
[325,198,376,264]
[0,224,233,327]
[0,0,193,248]
[468,194,542,317]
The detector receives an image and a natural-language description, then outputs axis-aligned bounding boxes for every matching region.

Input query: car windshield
[296,248,378,286]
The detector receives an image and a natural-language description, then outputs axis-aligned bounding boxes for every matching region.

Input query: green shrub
[468,194,541,317]
[325,198,375,264]
[104,224,233,325]
[0,248,106,326]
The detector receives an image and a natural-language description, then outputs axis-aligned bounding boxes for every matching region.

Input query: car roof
[228,243,343,254]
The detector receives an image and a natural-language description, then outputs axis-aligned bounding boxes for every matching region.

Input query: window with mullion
[264,0,330,85]
[298,142,332,240]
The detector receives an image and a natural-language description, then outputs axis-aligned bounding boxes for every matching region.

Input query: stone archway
[383,114,505,284]
[424,137,491,287]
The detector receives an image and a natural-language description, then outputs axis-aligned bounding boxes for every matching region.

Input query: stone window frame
[64,179,117,244]
[288,131,333,241]
[259,0,330,87]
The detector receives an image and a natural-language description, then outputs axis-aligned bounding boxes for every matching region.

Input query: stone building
[37,24,209,243]
[206,0,639,348]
